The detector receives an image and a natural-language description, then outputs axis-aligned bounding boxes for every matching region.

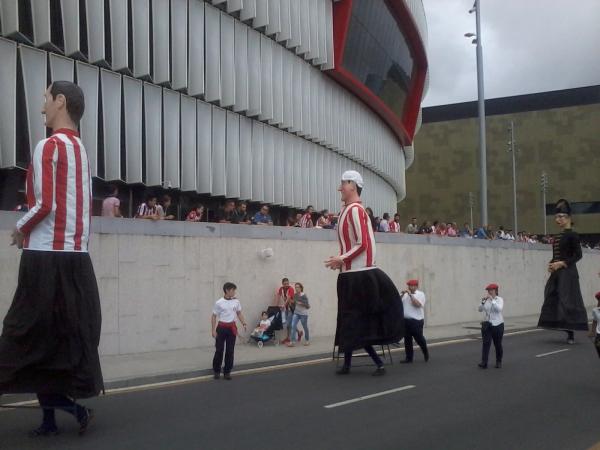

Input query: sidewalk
[101,314,542,388]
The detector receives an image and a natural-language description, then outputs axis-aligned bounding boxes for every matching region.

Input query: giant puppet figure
[325,171,404,375]
[0,82,103,436]
[537,199,588,343]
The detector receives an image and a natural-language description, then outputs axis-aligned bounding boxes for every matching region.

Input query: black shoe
[213,372,220,380]
[29,425,59,437]
[495,362,502,369]
[336,366,350,375]
[223,373,232,380]
[372,367,386,376]
[424,353,430,362]
[78,408,94,435]
[400,359,413,364]
[478,363,488,369]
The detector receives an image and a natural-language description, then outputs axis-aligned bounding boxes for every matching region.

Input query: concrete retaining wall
[1,212,599,356]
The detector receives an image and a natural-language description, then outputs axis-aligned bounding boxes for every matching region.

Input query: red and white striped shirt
[389,221,400,233]
[16,129,92,252]
[299,212,314,228]
[337,202,377,272]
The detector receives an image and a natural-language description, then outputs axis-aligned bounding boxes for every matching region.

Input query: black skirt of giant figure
[0,251,104,398]
[335,268,404,352]
[538,200,588,331]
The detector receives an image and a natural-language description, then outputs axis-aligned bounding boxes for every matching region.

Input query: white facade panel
[123,76,143,184]
[109,0,129,72]
[240,0,257,22]
[323,0,334,69]
[251,121,264,202]
[281,48,293,129]
[85,0,106,65]
[262,125,275,203]
[188,0,205,97]
[307,0,319,61]
[283,133,294,206]
[220,13,235,107]
[265,0,281,36]
[253,0,269,29]
[226,111,240,198]
[301,141,309,208]
[152,0,170,84]
[131,0,151,79]
[76,61,99,177]
[204,5,221,102]
[61,0,82,58]
[246,28,261,116]
[277,0,291,42]
[143,82,162,186]
[297,0,310,55]
[270,42,283,126]
[292,136,302,208]
[19,46,46,163]
[233,21,249,112]
[31,2,59,51]
[239,116,253,200]
[227,0,243,14]
[163,89,181,189]
[49,53,74,82]
[258,35,273,121]
[290,56,302,133]
[0,39,17,168]
[287,0,300,49]
[171,0,188,90]
[196,101,212,194]
[211,106,227,196]
[100,69,122,181]
[273,129,284,205]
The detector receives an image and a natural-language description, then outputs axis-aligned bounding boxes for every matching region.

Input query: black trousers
[343,345,383,368]
[212,326,236,374]
[37,394,85,427]
[404,318,428,361]
[481,323,504,364]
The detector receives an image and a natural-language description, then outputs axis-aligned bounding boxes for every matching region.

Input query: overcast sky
[421,0,600,107]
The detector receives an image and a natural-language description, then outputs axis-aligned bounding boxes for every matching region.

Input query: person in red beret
[589,292,600,358]
[400,279,429,363]
[478,283,504,369]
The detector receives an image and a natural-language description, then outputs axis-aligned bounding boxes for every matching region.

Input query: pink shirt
[102,196,120,217]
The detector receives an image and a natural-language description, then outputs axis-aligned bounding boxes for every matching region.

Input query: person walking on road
[478,283,504,369]
[325,171,404,376]
[0,81,103,436]
[400,279,429,363]
[212,282,247,380]
[588,292,600,358]
[537,199,588,344]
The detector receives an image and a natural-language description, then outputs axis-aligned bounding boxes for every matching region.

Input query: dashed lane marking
[535,349,570,358]
[324,385,416,409]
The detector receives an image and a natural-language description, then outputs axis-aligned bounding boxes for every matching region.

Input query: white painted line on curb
[535,349,570,358]
[324,385,416,409]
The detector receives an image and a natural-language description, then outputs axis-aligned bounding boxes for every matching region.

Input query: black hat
[554,199,571,215]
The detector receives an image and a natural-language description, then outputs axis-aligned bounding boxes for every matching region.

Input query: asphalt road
[1,329,599,450]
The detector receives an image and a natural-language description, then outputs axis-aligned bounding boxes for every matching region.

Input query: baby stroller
[250,306,283,348]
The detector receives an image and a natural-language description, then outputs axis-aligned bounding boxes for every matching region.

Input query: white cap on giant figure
[341,170,364,188]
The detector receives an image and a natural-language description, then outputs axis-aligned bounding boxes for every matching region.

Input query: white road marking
[324,385,416,409]
[535,349,570,358]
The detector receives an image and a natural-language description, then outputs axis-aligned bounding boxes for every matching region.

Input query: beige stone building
[398,85,600,239]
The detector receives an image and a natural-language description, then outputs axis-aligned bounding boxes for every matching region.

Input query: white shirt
[379,220,390,232]
[402,290,426,320]
[212,297,242,323]
[478,296,504,326]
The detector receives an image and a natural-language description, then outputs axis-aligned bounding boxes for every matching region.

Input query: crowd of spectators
[41,184,593,249]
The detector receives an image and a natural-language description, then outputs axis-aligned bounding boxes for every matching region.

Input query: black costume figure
[538,199,588,340]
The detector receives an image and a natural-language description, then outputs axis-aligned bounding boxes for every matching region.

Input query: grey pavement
[1,328,599,450]
[100,314,542,388]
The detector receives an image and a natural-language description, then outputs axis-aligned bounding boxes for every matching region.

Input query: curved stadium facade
[0,0,428,216]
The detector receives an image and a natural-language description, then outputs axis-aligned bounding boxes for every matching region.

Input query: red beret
[486,283,499,290]
[595,291,600,300]
[407,279,419,286]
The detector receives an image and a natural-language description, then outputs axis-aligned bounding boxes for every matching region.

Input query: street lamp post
[541,172,548,235]
[507,121,518,236]
[465,0,488,226]
[468,192,475,231]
